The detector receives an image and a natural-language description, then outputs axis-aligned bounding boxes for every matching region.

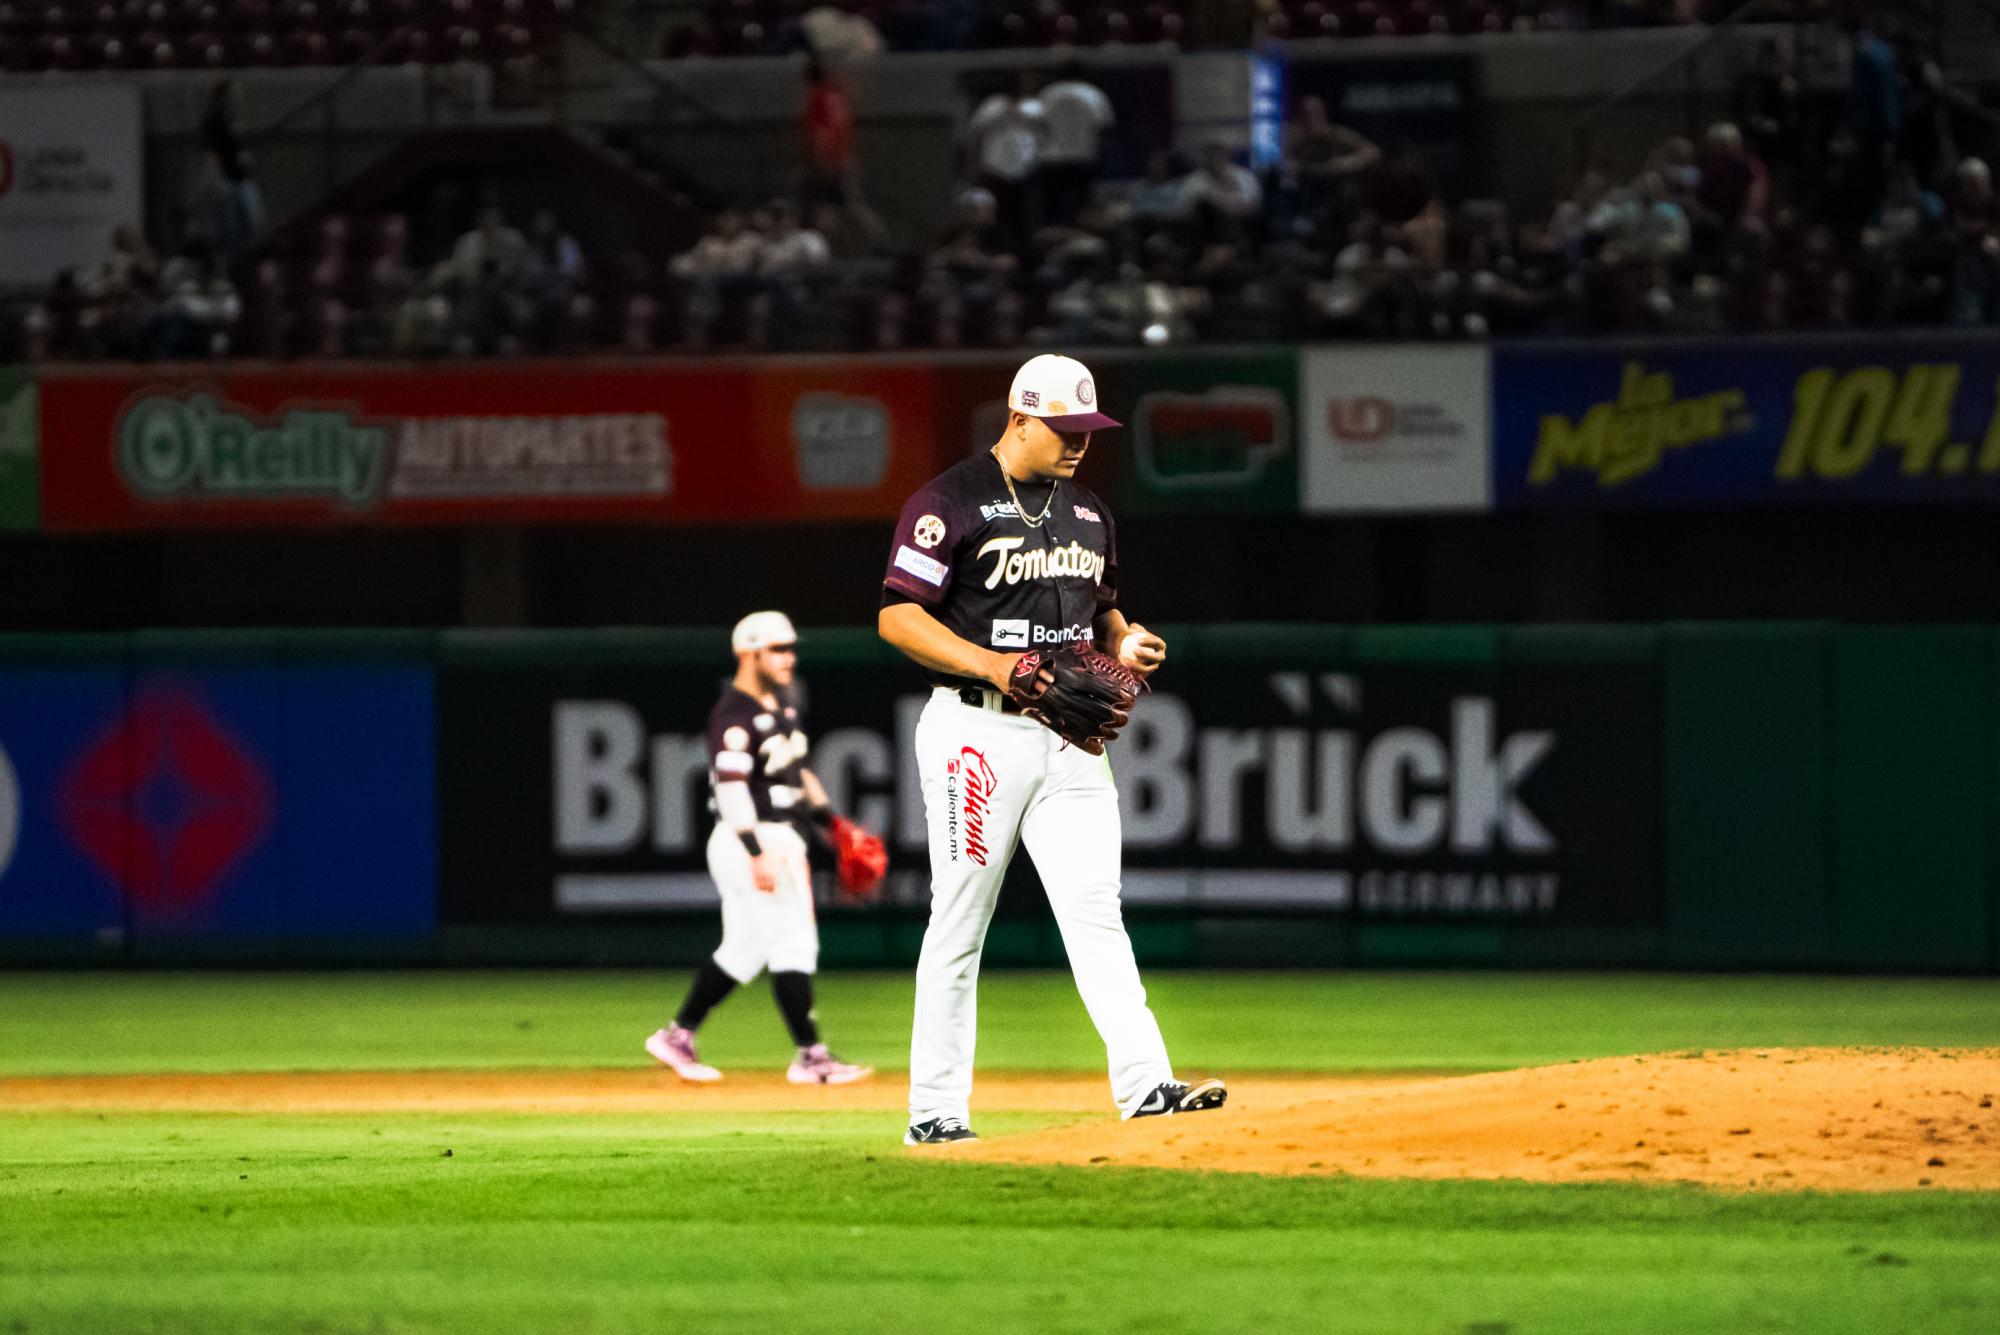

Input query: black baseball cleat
[1125,1078,1228,1119]
[904,1117,979,1146]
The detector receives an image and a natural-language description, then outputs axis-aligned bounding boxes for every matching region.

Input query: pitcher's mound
[965,1048,2000,1191]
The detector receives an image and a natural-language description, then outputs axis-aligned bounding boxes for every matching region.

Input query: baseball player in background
[646,611,884,1086]
[878,353,1227,1145]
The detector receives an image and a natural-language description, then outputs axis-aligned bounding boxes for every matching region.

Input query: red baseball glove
[829,815,888,899]
[1005,642,1146,756]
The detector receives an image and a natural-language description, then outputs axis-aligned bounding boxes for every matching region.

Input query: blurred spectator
[446,206,529,289]
[1128,149,1192,225]
[963,73,1048,244]
[1364,139,1449,268]
[1736,41,1804,168]
[1038,63,1115,227]
[1864,161,1948,325]
[1844,12,1899,213]
[761,199,833,276]
[673,210,767,350]
[518,209,589,349]
[79,225,159,303]
[800,4,885,61]
[1312,210,1416,336]
[674,210,765,280]
[1278,96,1380,232]
[200,79,247,183]
[146,240,241,359]
[1949,158,2000,326]
[1689,122,1768,263]
[1895,43,1956,190]
[802,57,887,242]
[1182,143,1264,236]
[197,79,268,255]
[185,151,263,268]
[1604,172,1690,264]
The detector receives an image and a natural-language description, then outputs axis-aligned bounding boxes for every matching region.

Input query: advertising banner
[0,84,144,287]
[1302,345,1489,512]
[438,636,919,923]
[438,631,1661,926]
[0,367,34,530]
[0,667,129,944]
[1495,334,2000,506]
[1098,348,1299,516]
[0,662,436,946]
[36,360,959,531]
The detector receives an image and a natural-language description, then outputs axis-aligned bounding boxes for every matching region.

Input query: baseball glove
[1006,643,1146,756]
[829,815,888,899]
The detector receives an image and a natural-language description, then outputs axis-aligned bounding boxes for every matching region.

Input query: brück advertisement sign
[437,637,1661,927]
[1302,345,1490,512]
[0,85,143,287]
[438,648,920,923]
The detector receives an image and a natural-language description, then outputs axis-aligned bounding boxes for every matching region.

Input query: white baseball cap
[731,610,797,654]
[1007,353,1121,432]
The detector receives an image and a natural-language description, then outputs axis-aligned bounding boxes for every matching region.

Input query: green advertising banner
[0,368,36,530]
[1095,347,1299,516]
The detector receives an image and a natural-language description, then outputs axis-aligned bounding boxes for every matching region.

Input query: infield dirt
[4,1047,1993,1191]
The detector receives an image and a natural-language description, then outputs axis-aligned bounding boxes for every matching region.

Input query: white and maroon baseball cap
[731,610,797,654]
[1007,353,1121,432]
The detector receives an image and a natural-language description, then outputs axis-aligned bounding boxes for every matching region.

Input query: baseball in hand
[1119,625,1165,675]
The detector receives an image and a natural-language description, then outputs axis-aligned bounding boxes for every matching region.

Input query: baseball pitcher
[646,611,884,1086]
[878,353,1227,1145]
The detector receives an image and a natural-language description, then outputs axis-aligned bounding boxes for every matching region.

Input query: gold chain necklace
[992,448,1057,529]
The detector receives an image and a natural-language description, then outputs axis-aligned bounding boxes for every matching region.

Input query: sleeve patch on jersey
[913,514,946,549]
[895,545,949,587]
[721,725,750,752]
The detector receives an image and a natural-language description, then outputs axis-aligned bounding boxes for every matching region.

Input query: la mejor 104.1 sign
[1495,334,2000,506]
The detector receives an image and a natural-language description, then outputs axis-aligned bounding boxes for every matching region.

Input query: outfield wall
[1,625,1994,972]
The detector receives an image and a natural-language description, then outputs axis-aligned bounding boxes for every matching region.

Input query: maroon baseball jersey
[707,687,809,823]
[881,453,1117,688]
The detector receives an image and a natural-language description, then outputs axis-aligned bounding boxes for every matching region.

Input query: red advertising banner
[36,359,974,531]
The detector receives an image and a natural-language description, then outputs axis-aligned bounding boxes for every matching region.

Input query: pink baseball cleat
[787,1043,873,1085]
[645,1024,721,1083]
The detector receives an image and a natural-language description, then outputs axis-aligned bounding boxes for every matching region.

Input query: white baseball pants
[707,820,818,983]
[908,687,1174,1124]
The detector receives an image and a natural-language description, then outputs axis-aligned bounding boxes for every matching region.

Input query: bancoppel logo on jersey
[990,619,1031,648]
[1033,623,1092,646]
[976,536,1105,590]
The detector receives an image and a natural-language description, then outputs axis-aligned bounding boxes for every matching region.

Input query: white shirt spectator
[1039,79,1114,166]
[446,220,527,287]
[1181,161,1263,219]
[673,223,764,279]
[761,225,832,274]
[800,6,884,60]
[965,94,1047,183]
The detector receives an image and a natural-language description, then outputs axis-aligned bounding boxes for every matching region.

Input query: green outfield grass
[3,971,1999,1334]
[4,969,1999,1076]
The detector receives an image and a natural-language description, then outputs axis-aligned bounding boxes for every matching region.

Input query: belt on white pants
[933,684,1029,715]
